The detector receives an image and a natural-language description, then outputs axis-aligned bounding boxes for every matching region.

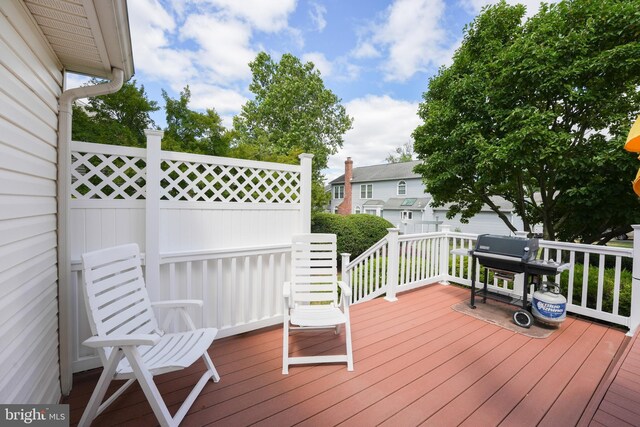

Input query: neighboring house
[0,0,133,403]
[329,158,524,235]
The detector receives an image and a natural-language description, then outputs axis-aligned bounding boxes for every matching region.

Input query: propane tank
[531,281,567,325]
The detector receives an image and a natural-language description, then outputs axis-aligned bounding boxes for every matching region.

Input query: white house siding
[0,2,62,404]
[331,178,424,214]
[435,209,525,236]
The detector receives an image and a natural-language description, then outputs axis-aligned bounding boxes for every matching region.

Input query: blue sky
[69,0,553,181]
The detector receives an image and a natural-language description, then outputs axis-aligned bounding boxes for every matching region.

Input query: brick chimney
[337,157,353,215]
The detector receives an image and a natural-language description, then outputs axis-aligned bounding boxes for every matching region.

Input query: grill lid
[474,234,539,263]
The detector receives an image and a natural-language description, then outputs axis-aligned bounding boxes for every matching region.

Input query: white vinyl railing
[341,235,389,304]
[344,226,639,335]
[342,229,449,304]
[69,219,640,373]
[69,244,291,373]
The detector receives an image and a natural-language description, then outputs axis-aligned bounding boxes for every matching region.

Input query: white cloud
[324,95,421,180]
[193,0,297,32]
[309,2,327,32]
[459,0,559,18]
[127,0,197,83]
[186,83,248,116]
[125,0,299,124]
[351,41,380,59]
[180,14,256,84]
[302,51,333,77]
[353,0,452,82]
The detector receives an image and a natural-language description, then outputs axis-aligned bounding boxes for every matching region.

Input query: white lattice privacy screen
[71,151,147,199]
[68,138,311,373]
[70,143,301,204]
[159,160,300,203]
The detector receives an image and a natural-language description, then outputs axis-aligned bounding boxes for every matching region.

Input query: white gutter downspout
[57,68,124,396]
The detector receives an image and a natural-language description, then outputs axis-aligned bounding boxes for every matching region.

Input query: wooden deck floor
[583,326,640,427]
[64,284,628,427]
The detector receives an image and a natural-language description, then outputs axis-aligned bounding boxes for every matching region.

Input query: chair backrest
[82,244,158,364]
[291,234,338,307]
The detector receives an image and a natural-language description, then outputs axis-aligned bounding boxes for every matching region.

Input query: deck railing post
[298,153,313,233]
[385,228,400,302]
[629,224,640,336]
[341,253,351,303]
[145,130,163,302]
[440,225,451,284]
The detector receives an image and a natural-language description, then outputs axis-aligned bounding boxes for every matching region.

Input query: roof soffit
[22,0,133,80]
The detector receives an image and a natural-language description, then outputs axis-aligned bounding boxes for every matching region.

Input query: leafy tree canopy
[386,142,415,163]
[162,86,231,156]
[413,0,640,243]
[232,52,353,210]
[72,79,159,147]
[232,52,353,175]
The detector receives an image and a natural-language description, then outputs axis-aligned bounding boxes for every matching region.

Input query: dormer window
[398,180,407,195]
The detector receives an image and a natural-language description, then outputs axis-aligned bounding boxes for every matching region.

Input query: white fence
[68,131,311,372]
[343,226,640,335]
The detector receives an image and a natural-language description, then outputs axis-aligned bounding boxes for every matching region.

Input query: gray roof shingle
[330,160,422,184]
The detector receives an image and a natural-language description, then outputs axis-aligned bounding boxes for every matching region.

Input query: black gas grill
[470,234,567,327]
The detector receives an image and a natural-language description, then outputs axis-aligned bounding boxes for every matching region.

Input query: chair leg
[202,352,220,382]
[78,349,124,427]
[345,320,354,372]
[123,347,174,427]
[282,321,289,374]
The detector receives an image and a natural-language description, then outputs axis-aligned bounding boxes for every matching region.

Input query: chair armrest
[283,281,291,298]
[83,334,160,348]
[151,300,203,309]
[338,281,352,297]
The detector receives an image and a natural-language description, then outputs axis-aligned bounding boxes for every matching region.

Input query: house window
[364,208,378,216]
[355,206,361,214]
[401,211,413,220]
[398,180,407,195]
[334,205,339,213]
[333,185,344,199]
[360,184,372,199]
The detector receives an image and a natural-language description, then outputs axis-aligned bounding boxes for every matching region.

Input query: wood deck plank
[459,319,591,427]
[339,325,512,427]
[195,289,474,426]
[592,410,635,427]
[63,283,627,427]
[420,318,576,427]
[379,332,531,427]
[83,286,464,425]
[539,328,626,427]
[499,323,609,426]
[260,313,482,427]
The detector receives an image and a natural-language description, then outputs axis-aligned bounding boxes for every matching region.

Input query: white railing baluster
[582,253,590,308]
[201,260,208,328]
[568,251,575,306]
[216,258,223,329]
[596,255,605,312]
[613,257,621,316]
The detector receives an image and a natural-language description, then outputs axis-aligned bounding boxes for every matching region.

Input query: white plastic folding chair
[78,244,220,427]
[282,233,353,374]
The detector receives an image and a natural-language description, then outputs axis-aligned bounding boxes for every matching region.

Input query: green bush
[311,213,392,263]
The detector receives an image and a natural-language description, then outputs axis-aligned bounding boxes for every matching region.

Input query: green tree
[385,142,414,163]
[413,0,640,243]
[232,52,353,210]
[162,86,230,156]
[72,79,159,147]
